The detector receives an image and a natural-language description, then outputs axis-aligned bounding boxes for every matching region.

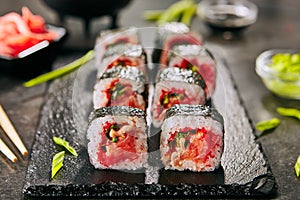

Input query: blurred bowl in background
[42,0,131,35]
[197,0,258,32]
[0,25,67,78]
[256,49,300,100]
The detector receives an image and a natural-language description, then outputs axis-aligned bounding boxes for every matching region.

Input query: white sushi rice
[97,55,120,78]
[160,115,223,172]
[93,78,145,109]
[87,115,148,170]
[152,81,206,127]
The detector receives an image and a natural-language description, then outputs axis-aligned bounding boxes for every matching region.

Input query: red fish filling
[174,59,199,73]
[102,79,144,110]
[97,122,139,167]
[174,58,215,95]
[166,127,221,168]
[160,35,202,65]
[156,88,196,117]
[165,36,201,50]
[107,57,141,69]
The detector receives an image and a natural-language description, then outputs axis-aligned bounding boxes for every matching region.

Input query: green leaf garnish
[24,50,94,87]
[51,151,65,179]
[277,107,300,120]
[295,155,300,177]
[53,136,78,156]
[255,118,281,132]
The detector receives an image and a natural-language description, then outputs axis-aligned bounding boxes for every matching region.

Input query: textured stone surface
[23,55,276,198]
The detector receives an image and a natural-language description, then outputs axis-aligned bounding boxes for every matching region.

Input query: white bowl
[197,0,258,31]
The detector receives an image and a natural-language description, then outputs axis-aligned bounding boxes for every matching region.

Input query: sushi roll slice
[93,66,146,110]
[152,68,207,127]
[160,104,224,172]
[87,106,148,170]
[95,27,140,69]
[154,22,203,65]
[167,45,216,97]
[97,44,148,78]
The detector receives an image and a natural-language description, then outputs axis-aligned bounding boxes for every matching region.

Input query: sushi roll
[152,68,207,127]
[156,22,203,50]
[95,27,140,70]
[160,104,224,172]
[97,44,148,78]
[93,66,146,110]
[87,106,148,170]
[154,22,203,65]
[167,45,216,97]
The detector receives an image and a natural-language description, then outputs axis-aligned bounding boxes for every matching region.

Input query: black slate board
[23,47,277,199]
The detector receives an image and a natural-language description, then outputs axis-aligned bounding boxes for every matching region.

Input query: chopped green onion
[180,2,197,25]
[24,50,94,87]
[162,95,169,105]
[158,0,196,26]
[110,137,118,143]
[110,83,125,100]
[143,10,164,21]
[105,124,120,142]
[269,53,300,81]
[255,118,281,132]
[53,136,78,156]
[143,0,197,26]
[295,155,300,177]
[51,151,65,179]
[271,53,300,73]
[277,107,300,120]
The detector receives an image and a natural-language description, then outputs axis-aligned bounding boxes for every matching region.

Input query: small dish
[0,25,67,77]
[42,0,131,34]
[256,49,300,100]
[197,0,258,31]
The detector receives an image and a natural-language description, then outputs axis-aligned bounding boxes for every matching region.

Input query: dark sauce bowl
[197,0,258,32]
[42,0,131,33]
[0,25,67,78]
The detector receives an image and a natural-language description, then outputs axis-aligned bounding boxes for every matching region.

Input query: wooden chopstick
[0,138,17,162]
[0,105,28,156]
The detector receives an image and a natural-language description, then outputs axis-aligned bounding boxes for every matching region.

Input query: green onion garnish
[255,118,281,132]
[295,155,300,177]
[180,2,197,26]
[143,10,164,21]
[277,107,300,120]
[110,137,118,143]
[270,53,300,74]
[51,151,65,179]
[53,136,78,156]
[143,0,197,26]
[24,50,94,87]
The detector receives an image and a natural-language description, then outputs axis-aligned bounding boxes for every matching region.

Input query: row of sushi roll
[87,28,149,170]
[153,22,223,172]
[86,22,224,173]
